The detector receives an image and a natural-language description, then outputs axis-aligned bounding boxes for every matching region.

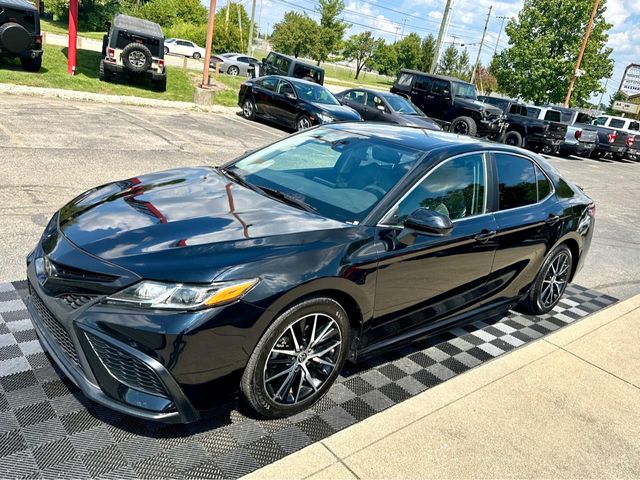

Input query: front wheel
[296,115,312,131]
[517,244,573,315]
[241,297,350,418]
[450,116,478,137]
[193,52,201,60]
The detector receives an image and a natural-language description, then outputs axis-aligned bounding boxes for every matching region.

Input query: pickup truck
[591,114,639,161]
[521,106,571,154]
[546,106,599,158]
[478,96,568,153]
[574,116,632,160]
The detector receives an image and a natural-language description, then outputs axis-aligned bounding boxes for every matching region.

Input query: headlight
[106,279,258,310]
[317,113,334,123]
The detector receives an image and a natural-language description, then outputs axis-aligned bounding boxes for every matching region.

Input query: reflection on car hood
[58,167,348,281]
[311,102,362,121]
[402,115,442,130]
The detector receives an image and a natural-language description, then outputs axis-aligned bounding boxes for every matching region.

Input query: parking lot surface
[0,95,638,301]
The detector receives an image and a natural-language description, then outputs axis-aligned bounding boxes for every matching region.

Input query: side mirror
[404,208,453,236]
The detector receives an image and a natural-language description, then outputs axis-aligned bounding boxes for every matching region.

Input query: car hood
[58,167,349,282]
[309,102,362,121]
[401,114,442,130]
[454,97,503,116]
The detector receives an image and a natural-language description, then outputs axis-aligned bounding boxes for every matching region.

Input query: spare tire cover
[0,23,32,54]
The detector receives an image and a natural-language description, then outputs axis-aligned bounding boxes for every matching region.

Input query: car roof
[398,69,471,85]
[112,14,163,38]
[268,52,322,70]
[0,0,37,11]
[261,75,324,87]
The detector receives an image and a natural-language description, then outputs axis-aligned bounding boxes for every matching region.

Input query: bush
[165,21,208,47]
[45,0,120,31]
[137,0,207,28]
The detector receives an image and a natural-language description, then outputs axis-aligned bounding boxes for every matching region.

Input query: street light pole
[564,0,601,107]
[430,0,453,74]
[471,5,492,85]
[201,0,218,87]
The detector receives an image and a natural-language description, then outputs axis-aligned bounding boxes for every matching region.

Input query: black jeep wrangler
[261,51,325,85]
[100,14,167,91]
[0,0,42,72]
[390,69,505,138]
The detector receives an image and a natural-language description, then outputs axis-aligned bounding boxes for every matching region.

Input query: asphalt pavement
[0,95,638,301]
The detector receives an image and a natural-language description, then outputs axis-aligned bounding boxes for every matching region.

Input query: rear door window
[431,80,450,95]
[414,75,433,91]
[260,78,279,91]
[344,90,366,104]
[609,118,626,128]
[495,154,538,210]
[593,116,608,126]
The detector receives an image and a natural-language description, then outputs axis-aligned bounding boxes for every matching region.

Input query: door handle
[545,215,560,225]
[474,230,497,243]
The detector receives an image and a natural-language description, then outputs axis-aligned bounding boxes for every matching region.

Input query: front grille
[86,333,168,398]
[31,290,80,366]
[49,259,118,283]
[58,294,96,310]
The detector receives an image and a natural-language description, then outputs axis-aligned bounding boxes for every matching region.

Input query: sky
[209,0,640,104]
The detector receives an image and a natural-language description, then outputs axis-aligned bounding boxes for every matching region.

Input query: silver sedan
[210,53,259,76]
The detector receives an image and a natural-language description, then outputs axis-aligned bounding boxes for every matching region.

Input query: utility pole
[400,18,408,38]
[247,0,257,55]
[202,0,218,87]
[226,0,231,26]
[564,0,601,107]
[237,3,243,51]
[471,5,492,85]
[430,0,454,73]
[597,77,609,109]
[493,15,509,58]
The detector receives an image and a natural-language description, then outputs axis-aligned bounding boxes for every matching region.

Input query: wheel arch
[558,236,581,282]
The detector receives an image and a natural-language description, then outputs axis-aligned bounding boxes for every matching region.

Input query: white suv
[164,38,205,60]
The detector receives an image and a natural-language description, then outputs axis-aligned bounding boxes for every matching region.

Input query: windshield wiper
[216,167,265,195]
[258,186,317,213]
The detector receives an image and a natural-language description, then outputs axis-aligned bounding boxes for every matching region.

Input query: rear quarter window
[396,73,414,87]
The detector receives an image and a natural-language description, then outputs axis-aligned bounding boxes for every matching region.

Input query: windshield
[385,95,421,114]
[294,83,339,105]
[481,97,509,111]
[452,82,477,99]
[227,128,423,222]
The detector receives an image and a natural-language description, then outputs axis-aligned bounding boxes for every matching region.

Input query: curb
[0,83,238,114]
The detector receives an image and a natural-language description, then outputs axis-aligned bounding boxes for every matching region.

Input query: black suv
[0,0,42,71]
[390,69,505,138]
[261,51,325,85]
[100,14,167,91]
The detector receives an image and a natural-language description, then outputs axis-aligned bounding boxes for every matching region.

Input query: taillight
[158,59,165,68]
[608,132,617,143]
[574,129,582,141]
[35,34,42,44]
[627,135,635,147]
[588,203,596,217]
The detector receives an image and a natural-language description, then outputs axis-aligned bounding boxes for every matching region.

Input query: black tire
[242,97,256,120]
[451,116,478,137]
[164,46,169,55]
[240,297,350,418]
[503,130,523,147]
[517,244,573,315]
[121,43,153,73]
[228,65,240,76]
[101,34,108,57]
[153,77,167,92]
[590,149,603,159]
[0,22,31,54]
[612,153,625,161]
[20,55,42,72]
[99,59,106,81]
[296,115,313,131]
[193,52,201,60]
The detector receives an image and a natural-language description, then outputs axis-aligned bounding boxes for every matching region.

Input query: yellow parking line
[0,121,24,148]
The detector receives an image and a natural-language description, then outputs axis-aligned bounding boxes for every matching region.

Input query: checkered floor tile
[0,281,616,479]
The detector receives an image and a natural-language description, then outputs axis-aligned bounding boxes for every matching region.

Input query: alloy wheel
[128,51,146,68]
[263,313,342,406]
[243,100,254,118]
[229,66,239,76]
[297,117,312,130]
[539,251,570,308]
[453,121,469,135]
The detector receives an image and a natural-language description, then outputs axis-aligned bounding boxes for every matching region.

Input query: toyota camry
[26,123,594,422]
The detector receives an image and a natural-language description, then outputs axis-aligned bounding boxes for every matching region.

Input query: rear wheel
[20,55,41,72]
[152,77,167,92]
[193,52,201,60]
[241,297,350,418]
[228,65,240,76]
[503,130,523,147]
[451,116,478,136]
[517,244,573,315]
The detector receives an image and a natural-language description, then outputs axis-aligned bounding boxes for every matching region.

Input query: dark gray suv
[0,0,43,71]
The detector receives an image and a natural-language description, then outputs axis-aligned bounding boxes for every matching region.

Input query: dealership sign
[613,101,639,115]
[619,64,640,97]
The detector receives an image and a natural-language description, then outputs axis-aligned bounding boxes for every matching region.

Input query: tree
[420,34,436,72]
[46,0,122,30]
[474,66,498,93]
[437,43,458,76]
[370,41,398,76]
[271,12,319,58]
[455,48,471,81]
[212,4,252,53]
[311,0,349,65]
[137,0,207,27]
[492,0,614,106]
[343,31,382,79]
[394,32,422,70]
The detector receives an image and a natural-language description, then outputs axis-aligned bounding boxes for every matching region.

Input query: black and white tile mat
[0,280,617,479]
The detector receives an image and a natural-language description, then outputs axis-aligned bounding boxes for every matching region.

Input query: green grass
[212,74,247,107]
[41,19,106,41]
[0,44,195,102]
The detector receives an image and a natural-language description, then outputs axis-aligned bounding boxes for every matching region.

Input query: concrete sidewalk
[246,294,640,479]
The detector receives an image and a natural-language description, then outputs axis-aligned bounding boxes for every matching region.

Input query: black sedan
[27,123,594,422]
[336,88,442,130]
[238,75,361,131]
